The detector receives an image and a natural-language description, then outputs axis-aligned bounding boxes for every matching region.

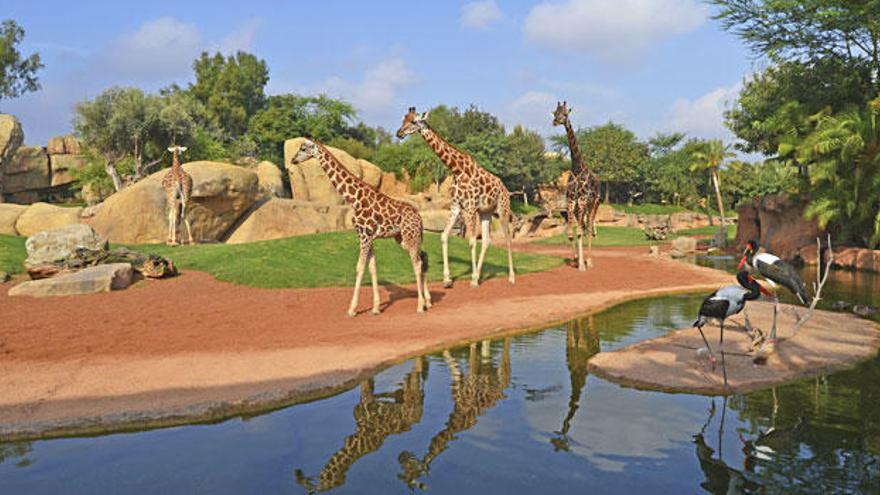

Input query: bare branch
[792,234,833,334]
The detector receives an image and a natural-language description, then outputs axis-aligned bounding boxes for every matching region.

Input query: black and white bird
[694,271,768,385]
[738,240,809,340]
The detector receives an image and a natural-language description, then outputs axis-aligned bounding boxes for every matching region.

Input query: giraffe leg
[368,251,381,315]
[466,212,479,288]
[586,212,595,269]
[577,231,585,271]
[409,249,426,313]
[348,241,371,317]
[566,198,577,265]
[499,201,515,284]
[440,204,461,288]
[181,202,194,245]
[474,214,491,286]
[168,202,179,246]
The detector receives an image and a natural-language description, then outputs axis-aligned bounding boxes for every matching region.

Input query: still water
[1,292,879,494]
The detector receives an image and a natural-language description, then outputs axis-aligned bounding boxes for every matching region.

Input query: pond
[1,293,879,494]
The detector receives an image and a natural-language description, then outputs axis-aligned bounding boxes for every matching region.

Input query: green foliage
[720,159,798,208]
[0,19,42,100]
[612,203,690,215]
[373,137,445,187]
[189,51,269,138]
[536,226,657,247]
[122,232,561,288]
[69,148,134,202]
[674,225,737,243]
[641,134,705,207]
[327,136,374,161]
[0,234,25,275]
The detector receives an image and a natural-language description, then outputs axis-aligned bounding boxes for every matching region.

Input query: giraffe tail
[419,250,429,275]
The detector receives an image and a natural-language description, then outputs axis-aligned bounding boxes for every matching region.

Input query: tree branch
[791,234,834,334]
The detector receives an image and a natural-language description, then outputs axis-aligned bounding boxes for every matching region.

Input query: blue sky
[3,0,759,146]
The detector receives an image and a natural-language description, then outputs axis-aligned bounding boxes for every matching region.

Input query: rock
[24,224,108,275]
[832,300,852,311]
[420,209,451,232]
[15,202,83,237]
[669,236,698,258]
[735,194,821,260]
[255,161,288,198]
[49,154,88,187]
[30,246,176,279]
[0,271,9,283]
[284,137,386,204]
[0,203,27,235]
[225,199,352,244]
[90,161,259,244]
[3,146,49,193]
[379,171,409,198]
[8,263,132,297]
[62,135,81,155]
[852,305,879,318]
[595,204,616,223]
[0,114,24,200]
[47,136,66,155]
[360,160,383,189]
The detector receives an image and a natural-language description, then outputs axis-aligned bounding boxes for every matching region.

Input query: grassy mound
[0,235,26,275]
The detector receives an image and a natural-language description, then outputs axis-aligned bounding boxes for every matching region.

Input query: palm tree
[788,97,880,247]
[691,139,735,247]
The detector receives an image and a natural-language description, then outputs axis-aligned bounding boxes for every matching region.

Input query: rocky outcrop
[15,202,83,237]
[3,146,49,202]
[24,224,108,275]
[283,137,410,203]
[669,236,698,258]
[0,203,27,235]
[225,198,353,244]
[735,194,823,260]
[0,114,24,201]
[800,246,880,273]
[8,263,132,297]
[90,161,260,244]
[49,153,88,187]
[255,161,288,198]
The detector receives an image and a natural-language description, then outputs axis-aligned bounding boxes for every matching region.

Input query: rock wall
[735,193,822,260]
[0,114,24,202]
[1,130,87,204]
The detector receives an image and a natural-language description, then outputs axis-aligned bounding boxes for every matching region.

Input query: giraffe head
[552,101,571,126]
[167,145,188,155]
[395,106,429,139]
[291,139,319,165]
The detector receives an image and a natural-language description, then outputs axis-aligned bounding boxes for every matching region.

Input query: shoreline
[1,246,732,441]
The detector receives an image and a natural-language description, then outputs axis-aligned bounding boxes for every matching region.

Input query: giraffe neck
[419,125,473,177]
[562,119,585,174]
[314,142,368,203]
[171,150,181,173]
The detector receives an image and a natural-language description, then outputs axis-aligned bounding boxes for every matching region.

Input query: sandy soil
[589,300,880,395]
[0,245,733,439]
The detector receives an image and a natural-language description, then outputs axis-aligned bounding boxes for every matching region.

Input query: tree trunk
[105,162,125,192]
[604,183,610,203]
[711,169,727,247]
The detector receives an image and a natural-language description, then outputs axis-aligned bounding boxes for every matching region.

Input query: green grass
[535,226,656,247]
[511,199,542,216]
[0,235,26,275]
[611,203,692,215]
[673,225,737,243]
[117,231,561,288]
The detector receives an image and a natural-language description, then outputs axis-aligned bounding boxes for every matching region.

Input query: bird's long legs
[720,321,728,388]
[697,326,716,368]
[770,293,779,341]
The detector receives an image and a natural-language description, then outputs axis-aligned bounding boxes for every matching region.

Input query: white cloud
[218,18,263,53]
[669,83,741,139]
[460,1,504,30]
[105,17,202,80]
[323,58,417,112]
[503,90,560,135]
[523,0,707,63]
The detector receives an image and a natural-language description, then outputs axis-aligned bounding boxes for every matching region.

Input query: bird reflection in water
[398,338,512,491]
[693,396,761,494]
[551,316,600,452]
[294,357,427,494]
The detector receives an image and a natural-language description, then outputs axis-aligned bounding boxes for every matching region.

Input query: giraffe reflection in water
[294,357,428,494]
[551,316,600,452]
[398,338,512,490]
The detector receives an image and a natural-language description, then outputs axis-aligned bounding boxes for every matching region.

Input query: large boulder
[15,202,83,236]
[0,203,27,235]
[49,154,88,187]
[255,161,288,198]
[360,160,383,188]
[420,209,451,232]
[669,236,698,258]
[0,114,24,200]
[24,224,108,272]
[3,146,49,193]
[8,263,132,297]
[735,194,822,260]
[90,161,260,244]
[225,198,352,244]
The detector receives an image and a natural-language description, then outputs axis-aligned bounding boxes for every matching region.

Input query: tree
[711,0,880,73]
[642,133,704,206]
[73,87,207,190]
[0,20,42,101]
[691,140,736,246]
[189,51,269,138]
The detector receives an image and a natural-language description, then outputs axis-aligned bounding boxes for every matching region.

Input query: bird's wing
[699,296,730,320]
[715,285,747,301]
[756,258,809,303]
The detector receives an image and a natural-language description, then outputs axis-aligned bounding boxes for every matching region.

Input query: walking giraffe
[290,139,431,316]
[553,101,601,270]
[161,145,194,245]
[396,107,515,288]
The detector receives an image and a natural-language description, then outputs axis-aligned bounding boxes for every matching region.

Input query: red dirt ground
[0,245,731,439]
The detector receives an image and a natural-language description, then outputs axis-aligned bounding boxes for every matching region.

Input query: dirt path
[0,245,731,439]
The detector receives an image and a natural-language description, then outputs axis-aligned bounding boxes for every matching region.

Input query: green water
[1,293,878,494]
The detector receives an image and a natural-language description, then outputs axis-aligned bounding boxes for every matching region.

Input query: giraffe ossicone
[291,138,431,316]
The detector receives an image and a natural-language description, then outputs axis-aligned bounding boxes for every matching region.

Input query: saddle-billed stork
[738,240,809,341]
[694,271,770,385]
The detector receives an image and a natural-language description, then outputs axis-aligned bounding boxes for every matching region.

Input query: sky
[2,0,760,147]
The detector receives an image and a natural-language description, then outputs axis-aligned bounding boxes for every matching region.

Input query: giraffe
[551,316,600,452]
[397,339,511,490]
[396,107,515,288]
[294,358,426,493]
[552,101,601,270]
[291,139,431,316]
[161,145,194,245]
